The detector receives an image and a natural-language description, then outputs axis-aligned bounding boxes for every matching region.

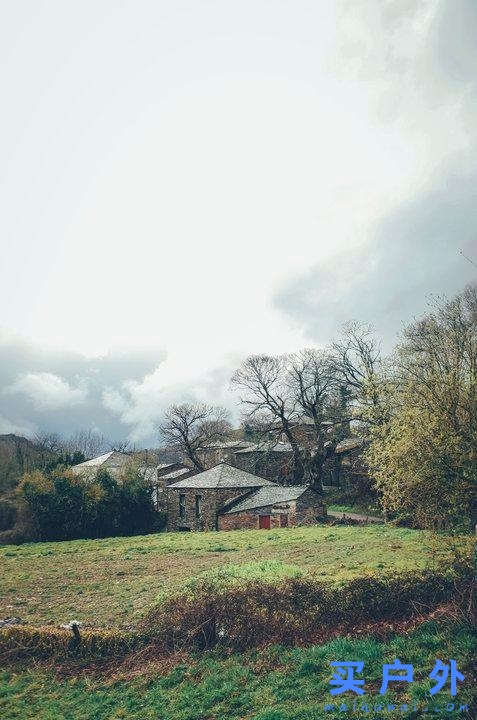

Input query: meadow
[0,524,451,628]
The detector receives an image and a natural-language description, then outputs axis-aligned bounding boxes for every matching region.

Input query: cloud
[100,354,239,443]
[0,414,35,437]
[0,331,169,443]
[0,331,237,445]
[6,372,87,410]
[273,0,477,348]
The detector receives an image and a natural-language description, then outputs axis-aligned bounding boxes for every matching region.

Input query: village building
[70,450,131,479]
[197,440,251,468]
[232,441,293,481]
[143,462,196,509]
[219,484,325,531]
[165,461,325,532]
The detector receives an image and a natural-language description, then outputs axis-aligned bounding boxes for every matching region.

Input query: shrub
[142,566,471,651]
[0,499,17,532]
[15,465,165,543]
[0,625,147,661]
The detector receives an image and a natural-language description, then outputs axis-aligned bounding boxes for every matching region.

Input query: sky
[0,0,476,445]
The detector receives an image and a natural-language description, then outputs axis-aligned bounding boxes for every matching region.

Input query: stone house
[141,462,196,509]
[232,441,293,481]
[71,450,131,479]
[165,461,325,532]
[197,440,251,468]
[219,485,325,531]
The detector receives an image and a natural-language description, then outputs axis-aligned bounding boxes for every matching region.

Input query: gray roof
[222,485,311,514]
[335,438,365,454]
[72,451,129,471]
[202,440,250,450]
[234,441,293,455]
[161,467,193,480]
[167,462,275,489]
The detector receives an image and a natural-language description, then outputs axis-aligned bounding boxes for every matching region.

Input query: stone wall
[217,490,326,531]
[218,512,259,531]
[166,486,258,531]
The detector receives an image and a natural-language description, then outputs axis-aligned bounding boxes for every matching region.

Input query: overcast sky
[1,0,476,445]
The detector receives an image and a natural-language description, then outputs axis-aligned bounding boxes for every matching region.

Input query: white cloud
[101,352,239,442]
[5,372,87,410]
[0,414,36,437]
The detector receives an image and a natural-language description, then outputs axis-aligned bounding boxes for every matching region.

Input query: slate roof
[161,467,193,481]
[72,451,129,471]
[167,462,275,489]
[335,438,365,454]
[202,440,250,450]
[234,441,293,455]
[222,485,311,514]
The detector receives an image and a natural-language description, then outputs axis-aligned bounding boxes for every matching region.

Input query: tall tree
[232,355,306,483]
[158,403,231,471]
[286,349,339,487]
[330,321,388,427]
[367,285,477,530]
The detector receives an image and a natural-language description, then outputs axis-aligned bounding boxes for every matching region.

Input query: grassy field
[0,620,474,719]
[0,525,447,629]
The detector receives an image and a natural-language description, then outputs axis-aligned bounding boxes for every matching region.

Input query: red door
[259,515,271,529]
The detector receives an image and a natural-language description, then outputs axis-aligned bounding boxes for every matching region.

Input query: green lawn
[0,620,474,719]
[0,525,453,628]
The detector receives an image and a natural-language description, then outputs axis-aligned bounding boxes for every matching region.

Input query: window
[195,494,202,518]
[179,494,186,519]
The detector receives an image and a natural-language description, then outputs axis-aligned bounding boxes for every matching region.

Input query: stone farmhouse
[163,462,325,532]
[71,450,131,479]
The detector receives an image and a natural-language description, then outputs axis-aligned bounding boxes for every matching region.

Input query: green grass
[0,525,464,628]
[0,620,474,719]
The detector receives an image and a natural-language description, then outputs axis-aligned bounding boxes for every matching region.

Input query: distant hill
[0,434,57,494]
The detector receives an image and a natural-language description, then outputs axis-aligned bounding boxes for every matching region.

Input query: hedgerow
[0,625,149,661]
[142,566,472,651]
[1,563,472,661]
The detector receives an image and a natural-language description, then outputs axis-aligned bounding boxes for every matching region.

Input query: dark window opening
[195,494,202,518]
[179,493,186,519]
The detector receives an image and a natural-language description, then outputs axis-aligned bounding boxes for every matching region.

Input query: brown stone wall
[166,486,258,531]
[218,512,259,531]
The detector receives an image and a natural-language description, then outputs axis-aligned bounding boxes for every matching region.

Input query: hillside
[0,434,57,494]
[0,524,457,628]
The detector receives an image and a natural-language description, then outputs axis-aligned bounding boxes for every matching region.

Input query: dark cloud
[274,157,477,348]
[0,335,166,443]
[274,0,477,349]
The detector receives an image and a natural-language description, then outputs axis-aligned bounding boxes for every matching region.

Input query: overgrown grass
[0,524,460,628]
[0,620,474,719]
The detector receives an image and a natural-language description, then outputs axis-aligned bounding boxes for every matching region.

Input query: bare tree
[66,429,108,459]
[330,322,387,426]
[286,349,342,487]
[33,431,65,454]
[231,355,306,483]
[107,439,133,453]
[158,403,231,471]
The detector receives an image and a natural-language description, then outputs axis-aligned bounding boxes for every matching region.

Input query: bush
[15,465,165,543]
[0,625,147,661]
[0,499,17,532]
[142,566,471,651]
